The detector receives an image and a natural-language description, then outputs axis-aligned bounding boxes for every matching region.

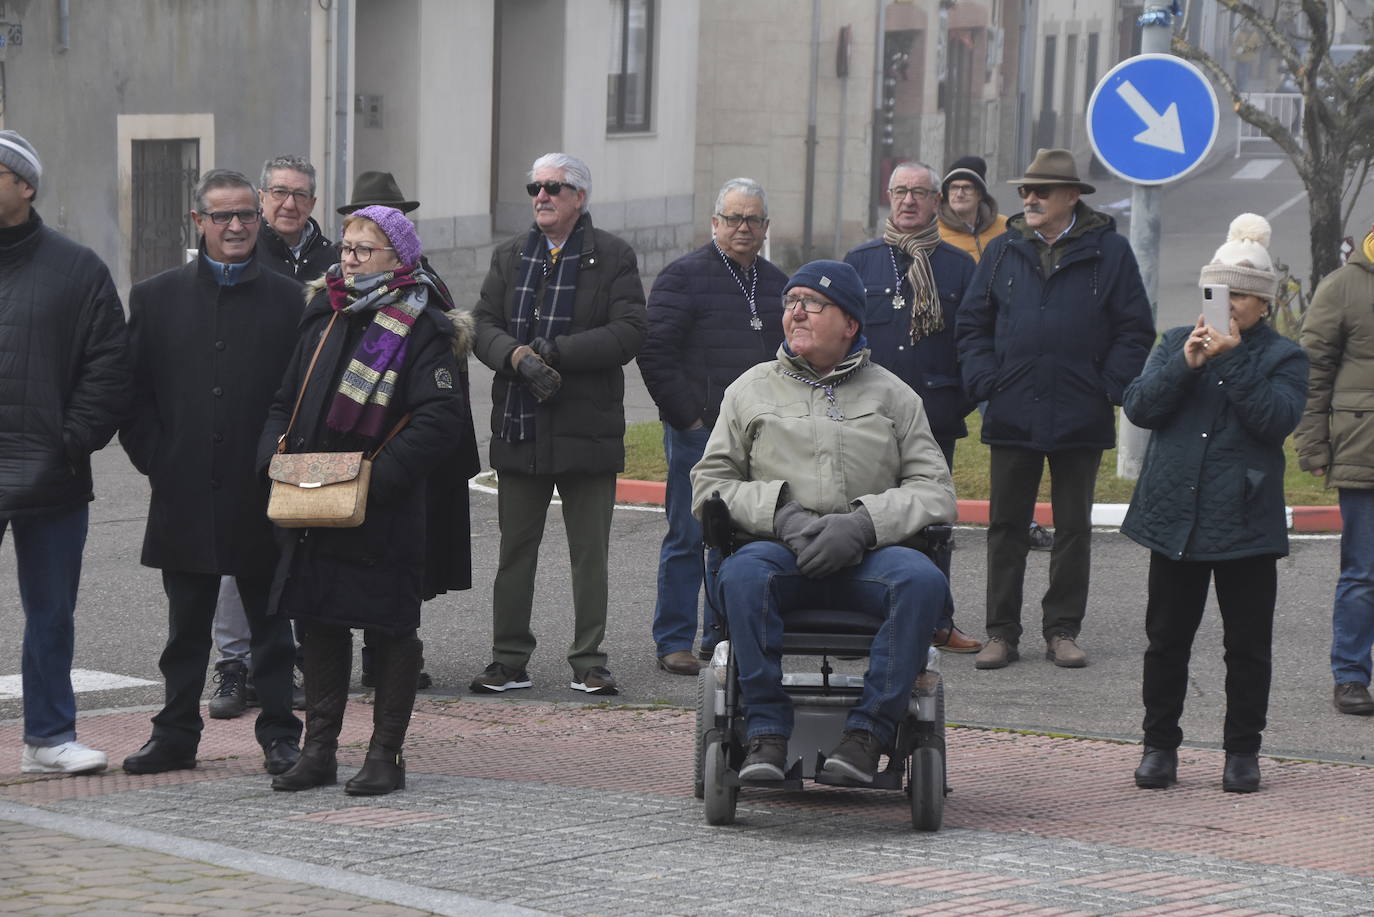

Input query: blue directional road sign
[1087,53,1219,185]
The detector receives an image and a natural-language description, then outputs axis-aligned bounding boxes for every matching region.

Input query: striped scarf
[499,215,587,443]
[883,216,944,343]
[323,263,435,437]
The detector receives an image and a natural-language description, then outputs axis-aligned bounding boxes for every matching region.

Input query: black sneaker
[570,666,619,695]
[739,734,788,780]
[469,661,532,694]
[208,662,248,719]
[1029,521,1055,551]
[822,729,883,783]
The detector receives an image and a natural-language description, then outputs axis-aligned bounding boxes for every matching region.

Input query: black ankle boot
[1133,746,1178,789]
[272,745,338,791]
[1222,753,1260,793]
[344,743,405,796]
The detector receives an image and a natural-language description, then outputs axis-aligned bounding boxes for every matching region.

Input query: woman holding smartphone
[1120,213,1308,793]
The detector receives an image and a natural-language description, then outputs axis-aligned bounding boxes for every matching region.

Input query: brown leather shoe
[1334,682,1374,715]
[1046,633,1088,668]
[973,636,1019,670]
[657,651,702,676]
[933,625,983,654]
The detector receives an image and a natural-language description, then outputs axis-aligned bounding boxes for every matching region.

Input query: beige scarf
[883,216,944,343]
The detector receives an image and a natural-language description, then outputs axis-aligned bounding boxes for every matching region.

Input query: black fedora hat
[337,170,420,215]
[1007,148,1095,194]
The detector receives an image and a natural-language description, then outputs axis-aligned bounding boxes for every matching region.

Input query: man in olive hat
[955,149,1154,671]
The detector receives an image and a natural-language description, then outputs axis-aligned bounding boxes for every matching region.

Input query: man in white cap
[0,129,131,775]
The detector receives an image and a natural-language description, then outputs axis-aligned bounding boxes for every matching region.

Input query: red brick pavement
[3,697,1371,878]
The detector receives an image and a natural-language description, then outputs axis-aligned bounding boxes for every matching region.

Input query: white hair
[714,177,768,217]
[888,160,940,191]
[530,153,592,211]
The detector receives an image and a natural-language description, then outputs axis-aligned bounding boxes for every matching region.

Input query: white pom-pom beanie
[1198,212,1278,301]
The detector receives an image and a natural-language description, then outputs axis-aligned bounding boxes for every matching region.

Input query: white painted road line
[1232,158,1282,180]
[0,668,158,699]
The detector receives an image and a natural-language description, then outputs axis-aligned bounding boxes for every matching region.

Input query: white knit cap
[1198,213,1278,301]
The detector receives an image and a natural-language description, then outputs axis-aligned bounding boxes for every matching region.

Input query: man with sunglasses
[639,178,788,676]
[692,260,956,783]
[956,148,1154,670]
[844,161,980,654]
[471,153,646,697]
[255,155,334,281]
[119,169,303,775]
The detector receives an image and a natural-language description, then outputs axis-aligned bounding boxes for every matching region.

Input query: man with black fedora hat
[337,171,420,215]
[956,148,1154,671]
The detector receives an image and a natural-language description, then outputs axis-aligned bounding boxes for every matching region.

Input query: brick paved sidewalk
[2,698,1372,915]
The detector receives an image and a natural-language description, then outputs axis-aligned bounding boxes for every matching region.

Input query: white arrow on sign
[1115,80,1185,154]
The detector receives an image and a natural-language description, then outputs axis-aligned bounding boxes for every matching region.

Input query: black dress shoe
[122,739,197,775]
[263,738,301,775]
[1222,752,1261,793]
[1133,746,1178,789]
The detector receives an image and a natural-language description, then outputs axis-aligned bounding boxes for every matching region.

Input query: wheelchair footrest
[812,753,906,791]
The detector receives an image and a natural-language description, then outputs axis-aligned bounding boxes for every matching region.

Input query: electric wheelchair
[693,493,952,831]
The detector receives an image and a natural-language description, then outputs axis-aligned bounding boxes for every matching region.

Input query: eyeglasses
[716,212,767,229]
[199,209,261,226]
[336,242,396,262]
[889,186,937,201]
[1017,185,1065,200]
[265,186,313,204]
[526,180,577,197]
[782,294,834,314]
[946,182,979,195]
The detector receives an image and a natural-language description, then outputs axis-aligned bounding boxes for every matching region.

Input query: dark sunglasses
[1017,185,1065,200]
[526,180,576,197]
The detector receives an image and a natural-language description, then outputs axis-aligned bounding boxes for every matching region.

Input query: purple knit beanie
[353,205,422,267]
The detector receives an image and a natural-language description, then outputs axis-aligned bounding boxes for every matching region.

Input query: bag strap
[367,412,412,461]
[277,312,340,454]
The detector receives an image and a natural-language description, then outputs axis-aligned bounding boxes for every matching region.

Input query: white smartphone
[1201,283,1230,330]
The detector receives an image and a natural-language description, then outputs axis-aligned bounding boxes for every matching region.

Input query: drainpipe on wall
[868,0,886,234]
[57,0,70,52]
[802,0,821,262]
[332,0,351,223]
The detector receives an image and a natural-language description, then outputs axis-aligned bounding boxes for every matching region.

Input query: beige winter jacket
[1295,244,1374,489]
[690,344,957,545]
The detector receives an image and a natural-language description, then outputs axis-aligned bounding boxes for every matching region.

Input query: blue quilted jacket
[1121,321,1308,561]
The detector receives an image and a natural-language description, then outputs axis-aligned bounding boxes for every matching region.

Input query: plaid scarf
[323,263,435,438]
[883,216,944,343]
[499,215,587,443]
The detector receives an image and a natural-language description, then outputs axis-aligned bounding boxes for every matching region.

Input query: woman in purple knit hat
[259,206,474,796]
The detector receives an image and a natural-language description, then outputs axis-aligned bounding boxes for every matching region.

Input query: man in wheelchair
[690,259,957,784]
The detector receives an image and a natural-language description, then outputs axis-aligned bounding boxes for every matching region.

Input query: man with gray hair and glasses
[470,153,646,696]
[119,168,303,776]
[639,177,788,675]
[255,154,334,280]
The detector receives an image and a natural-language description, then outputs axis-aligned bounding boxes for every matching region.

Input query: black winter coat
[256,218,335,282]
[1121,322,1308,561]
[639,243,787,431]
[956,206,1155,451]
[473,214,646,475]
[120,253,304,576]
[258,289,469,633]
[845,238,976,441]
[0,212,130,519]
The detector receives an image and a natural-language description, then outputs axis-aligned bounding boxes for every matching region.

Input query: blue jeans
[1333,489,1374,685]
[0,503,89,746]
[709,540,948,745]
[652,424,716,655]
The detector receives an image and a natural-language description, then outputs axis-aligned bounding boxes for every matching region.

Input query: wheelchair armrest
[701,491,738,557]
[919,524,953,546]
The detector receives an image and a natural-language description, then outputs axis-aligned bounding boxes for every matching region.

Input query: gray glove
[774,500,819,555]
[795,507,877,579]
[516,352,562,402]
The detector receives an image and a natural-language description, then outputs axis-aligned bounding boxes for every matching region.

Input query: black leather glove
[795,507,876,579]
[774,500,819,555]
[529,336,560,367]
[516,352,562,402]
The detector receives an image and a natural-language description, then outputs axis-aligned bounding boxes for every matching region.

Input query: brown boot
[273,622,351,792]
[345,632,420,797]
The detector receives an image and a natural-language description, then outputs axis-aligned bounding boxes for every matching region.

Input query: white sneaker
[21,741,108,775]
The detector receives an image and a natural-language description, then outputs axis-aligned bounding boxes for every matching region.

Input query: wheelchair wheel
[702,739,738,825]
[909,745,944,831]
[694,669,710,799]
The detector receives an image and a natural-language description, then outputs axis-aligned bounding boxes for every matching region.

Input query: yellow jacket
[938,205,1008,263]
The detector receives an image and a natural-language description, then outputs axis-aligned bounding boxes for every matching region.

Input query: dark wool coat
[256,218,335,283]
[639,243,787,431]
[845,238,976,441]
[119,253,304,576]
[955,205,1156,451]
[0,212,130,519]
[258,288,470,632]
[1121,321,1308,561]
[472,213,646,475]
